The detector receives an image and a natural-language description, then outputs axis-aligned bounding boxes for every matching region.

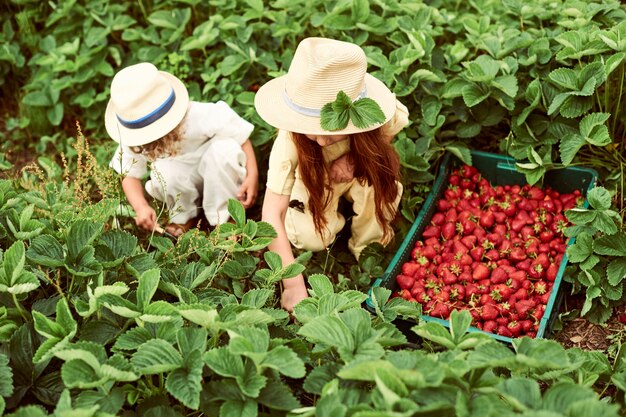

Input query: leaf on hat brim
[349,98,386,129]
[321,98,350,131]
[320,91,385,131]
[331,91,352,112]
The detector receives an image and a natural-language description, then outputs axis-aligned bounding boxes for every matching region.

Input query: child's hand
[134,205,157,231]
[237,175,258,209]
[329,154,354,183]
[281,284,309,313]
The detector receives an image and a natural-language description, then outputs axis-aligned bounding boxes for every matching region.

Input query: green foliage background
[1,0,626,415]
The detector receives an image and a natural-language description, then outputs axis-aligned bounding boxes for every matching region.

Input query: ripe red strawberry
[431,212,446,225]
[483,320,497,333]
[437,199,452,211]
[545,263,558,282]
[481,303,499,320]
[493,211,507,224]
[422,225,441,238]
[507,321,522,337]
[479,211,495,229]
[497,325,513,338]
[396,274,415,290]
[472,263,490,281]
[401,262,419,277]
[441,222,456,240]
[515,299,537,318]
[533,281,548,295]
[526,186,545,200]
[470,246,484,262]
[528,261,544,279]
[509,247,527,262]
[492,284,512,301]
[490,267,508,284]
[509,269,526,282]
[430,302,450,319]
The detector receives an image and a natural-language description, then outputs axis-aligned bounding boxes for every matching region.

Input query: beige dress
[265,100,409,258]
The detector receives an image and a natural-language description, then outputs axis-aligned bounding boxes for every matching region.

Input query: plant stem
[611,63,624,141]
[12,293,28,322]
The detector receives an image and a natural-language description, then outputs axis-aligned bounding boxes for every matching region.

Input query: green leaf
[586,187,612,210]
[241,289,272,308]
[237,361,267,397]
[593,212,619,235]
[204,347,244,377]
[262,346,305,378]
[26,235,65,268]
[566,208,596,226]
[349,97,385,129]
[264,251,282,271]
[606,258,626,286]
[258,381,301,411]
[580,112,610,136]
[445,143,472,166]
[496,378,541,410]
[566,232,593,262]
[66,220,103,260]
[492,74,518,97]
[113,326,153,351]
[0,353,13,397]
[228,199,246,227]
[320,95,350,131]
[542,381,597,412]
[549,67,577,89]
[559,133,586,166]
[220,399,257,417]
[165,350,203,410]
[449,310,472,343]
[412,322,455,349]
[308,274,334,297]
[298,316,355,352]
[5,405,48,417]
[593,233,626,257]
[462,84,489,107]
[136,268,160,311]
[131,339,183,374]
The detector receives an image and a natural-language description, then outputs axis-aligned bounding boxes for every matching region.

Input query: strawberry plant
[564,186,625,323]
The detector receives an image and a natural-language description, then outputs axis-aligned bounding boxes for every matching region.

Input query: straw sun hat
[254,37,397,135]
[105,62,189,147]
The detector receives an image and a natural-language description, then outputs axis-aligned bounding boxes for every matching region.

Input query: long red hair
[292,128,400,241]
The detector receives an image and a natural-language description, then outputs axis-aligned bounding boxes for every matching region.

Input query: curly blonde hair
[131,116,186,161]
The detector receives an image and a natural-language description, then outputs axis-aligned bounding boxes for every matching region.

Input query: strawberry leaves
[320,91,386,131]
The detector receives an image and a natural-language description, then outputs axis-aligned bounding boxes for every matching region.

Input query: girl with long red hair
[254,38,409,311]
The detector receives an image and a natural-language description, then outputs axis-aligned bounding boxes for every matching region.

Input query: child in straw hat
[105,62,258,236]
[254,37,409,311]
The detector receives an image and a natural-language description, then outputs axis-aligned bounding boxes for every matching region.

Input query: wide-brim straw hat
[254,37,397,135]
[105,62,189,147]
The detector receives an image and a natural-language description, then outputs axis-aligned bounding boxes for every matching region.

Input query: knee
[285,209,328,252]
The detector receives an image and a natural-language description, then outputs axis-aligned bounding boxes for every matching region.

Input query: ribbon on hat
[282,88,368,118]
[116,88,176,129]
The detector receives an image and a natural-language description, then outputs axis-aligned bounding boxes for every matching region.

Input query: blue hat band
[116,88,176,129]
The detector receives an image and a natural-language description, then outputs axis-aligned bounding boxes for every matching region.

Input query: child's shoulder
[186,100,236,119]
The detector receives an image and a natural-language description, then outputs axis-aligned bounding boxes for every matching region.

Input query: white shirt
[110,100,254,178]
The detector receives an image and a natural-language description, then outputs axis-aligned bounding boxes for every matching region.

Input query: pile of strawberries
[395,164,583,338]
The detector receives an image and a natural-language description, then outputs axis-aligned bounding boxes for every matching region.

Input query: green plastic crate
[367,150,598,344]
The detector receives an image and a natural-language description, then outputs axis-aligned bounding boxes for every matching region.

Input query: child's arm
[261,189,309,312]
[121,176,157,231]
[237,139,259,208]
